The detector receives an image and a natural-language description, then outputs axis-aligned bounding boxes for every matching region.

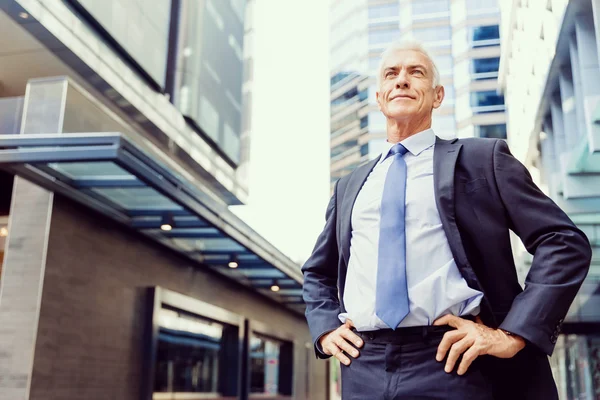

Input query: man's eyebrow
[408,64,428,70]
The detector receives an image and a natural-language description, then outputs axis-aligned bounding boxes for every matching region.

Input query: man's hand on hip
[319,320,364,366]
[433,314,526,375]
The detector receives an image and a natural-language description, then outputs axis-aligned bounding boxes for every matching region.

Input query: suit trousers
[340,326,494,400]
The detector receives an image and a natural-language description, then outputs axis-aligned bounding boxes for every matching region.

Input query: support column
[0,78,67,400]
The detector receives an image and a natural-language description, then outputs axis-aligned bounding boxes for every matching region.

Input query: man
[302,41,592,400]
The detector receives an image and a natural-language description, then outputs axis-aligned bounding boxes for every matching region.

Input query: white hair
[377,40,441,89]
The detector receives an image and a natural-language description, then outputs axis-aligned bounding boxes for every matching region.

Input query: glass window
[360,116,369,129]
[476,124,507,139]
[154,307,234,395]
[369,2,399,19]
[72,0,171,88]
[471,90,505,113]
[412,26,452,44]
[250,335,280,394]
[172,0,247,164]
[331,72,352,87]
[472,57,500,80]
[470,25,501,48]
[466,0,499,16]
[331,140,359,158]
[369,28,400,45]
[360,143,369,157]
[412,0,450,18]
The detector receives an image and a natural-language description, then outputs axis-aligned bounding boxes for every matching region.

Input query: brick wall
[29,196,326,400]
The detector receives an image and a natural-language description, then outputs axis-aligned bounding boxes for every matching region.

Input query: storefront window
[249,332,293,397]
[250,335,281,394]
[154,307,233,395]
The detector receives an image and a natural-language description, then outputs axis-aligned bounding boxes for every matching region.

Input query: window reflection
[250,335,281,394]
[472,57,500,80]
[173,0,247,164]
[154,308,225,395]
[471,90,505,113]
[470,25,501,48]
[476,124,507,139]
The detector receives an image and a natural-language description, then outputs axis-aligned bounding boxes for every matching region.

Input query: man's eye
[413,70,424,75]
[385,71,396,78]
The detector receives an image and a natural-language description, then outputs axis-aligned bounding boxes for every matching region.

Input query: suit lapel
[433,137,482,291]
[340,157,380,266]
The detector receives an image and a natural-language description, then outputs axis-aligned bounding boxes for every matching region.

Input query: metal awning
[0,132,304,311]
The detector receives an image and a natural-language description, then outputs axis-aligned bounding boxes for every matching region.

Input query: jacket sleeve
[302,180,343,358]
[492,139,592,355]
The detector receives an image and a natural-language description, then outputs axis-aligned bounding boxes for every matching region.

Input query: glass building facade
[328,0,506,191]
[500,0,600,398]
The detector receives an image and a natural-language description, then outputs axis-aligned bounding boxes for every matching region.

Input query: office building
[329,0,506,191]
[499,0,600,398]
[0,0,325,399]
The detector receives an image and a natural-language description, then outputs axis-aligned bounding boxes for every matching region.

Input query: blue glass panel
[92,187,183,210]
[369,29,400,45]
[472,25,500,41]
[472,57,500,73]
[471,90,505,107]
[477,124,507,139]
[368,3,399,19]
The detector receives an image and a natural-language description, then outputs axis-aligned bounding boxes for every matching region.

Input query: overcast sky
[231,0,331,264]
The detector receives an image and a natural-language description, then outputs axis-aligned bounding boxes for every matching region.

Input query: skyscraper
[329,0,506,190]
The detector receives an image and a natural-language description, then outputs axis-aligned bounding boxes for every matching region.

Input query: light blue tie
[376,143,409,330]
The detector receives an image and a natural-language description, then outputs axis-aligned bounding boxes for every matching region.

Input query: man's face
[376,49,444,122]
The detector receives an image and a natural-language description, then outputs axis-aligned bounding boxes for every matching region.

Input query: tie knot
[389,143,408,157]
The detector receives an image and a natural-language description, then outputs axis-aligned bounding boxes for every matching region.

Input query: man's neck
[386,116,432,143]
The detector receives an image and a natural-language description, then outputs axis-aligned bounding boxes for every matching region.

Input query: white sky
[231,0,331,264]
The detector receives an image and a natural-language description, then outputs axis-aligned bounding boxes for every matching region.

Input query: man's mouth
[389,94,414,101]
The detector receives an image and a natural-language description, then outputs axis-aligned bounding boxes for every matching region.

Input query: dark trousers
[341,326,494,400]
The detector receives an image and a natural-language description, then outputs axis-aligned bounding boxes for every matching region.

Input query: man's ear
[433,85,445,109]
[376,91,382,111]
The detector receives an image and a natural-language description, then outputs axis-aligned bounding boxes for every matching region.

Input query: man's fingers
[436,330,466,361]
[457,346,480,375]
[334,336,360,358]
[327,343,351,365]
[340,327,364,348]
[433,314,462,328]
[444,337,473,373]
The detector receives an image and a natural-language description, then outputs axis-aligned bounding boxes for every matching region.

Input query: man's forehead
[381,50,430,70]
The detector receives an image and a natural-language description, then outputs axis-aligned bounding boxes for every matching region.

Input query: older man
[302,41,592,399]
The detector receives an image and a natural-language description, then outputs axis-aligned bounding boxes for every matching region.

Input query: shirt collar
[377,128,436,166]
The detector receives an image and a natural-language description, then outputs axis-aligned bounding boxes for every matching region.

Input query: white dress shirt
[339,129,483,331]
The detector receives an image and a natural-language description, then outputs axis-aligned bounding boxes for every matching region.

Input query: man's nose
[395,71,410,89]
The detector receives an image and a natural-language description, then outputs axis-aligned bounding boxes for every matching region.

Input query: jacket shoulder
[455,137,501,152]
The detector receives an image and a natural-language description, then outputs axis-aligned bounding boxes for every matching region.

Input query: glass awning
[0,133,304,310]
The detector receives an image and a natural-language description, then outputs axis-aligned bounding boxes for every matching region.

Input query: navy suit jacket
[302,137,592,397]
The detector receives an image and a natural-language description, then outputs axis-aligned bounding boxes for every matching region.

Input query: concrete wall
[29,195,327,400]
